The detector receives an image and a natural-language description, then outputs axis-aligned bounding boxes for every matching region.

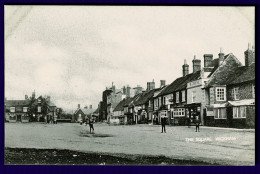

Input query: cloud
[5,6,255,111]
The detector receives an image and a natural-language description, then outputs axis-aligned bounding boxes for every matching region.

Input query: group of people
[160,115,201,133]
[44,115,57,124]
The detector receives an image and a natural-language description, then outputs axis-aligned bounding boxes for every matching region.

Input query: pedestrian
[195,116,201,132]
[54,115,57,124]
[161,116,166,133]
[89,118,94,134]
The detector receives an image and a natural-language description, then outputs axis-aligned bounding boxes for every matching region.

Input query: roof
[157,70,201,97]
[82,108,96,115]
[226,99,255,106]
[114,98,128,111]
[123,94,141,107]
[5,100,31,107]
[134,88,160,106]
[207,54,230,77]
[204,54,243,88]
[226,63,255,85]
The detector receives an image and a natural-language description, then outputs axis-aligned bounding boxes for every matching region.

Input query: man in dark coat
[161,117,166,133]
[195,116,201,132]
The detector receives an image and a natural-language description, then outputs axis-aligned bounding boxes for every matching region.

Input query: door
[17,115,21,122]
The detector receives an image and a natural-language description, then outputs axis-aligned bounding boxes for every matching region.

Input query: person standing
[161,117,166,133]
[89,118,94,134]
[195,116,201,132]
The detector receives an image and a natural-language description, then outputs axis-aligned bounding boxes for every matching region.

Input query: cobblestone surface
[5,123,255,165]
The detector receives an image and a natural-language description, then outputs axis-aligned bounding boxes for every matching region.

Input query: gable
[204,54,242,88]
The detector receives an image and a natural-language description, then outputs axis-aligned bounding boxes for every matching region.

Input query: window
[23,107,28,113]
[214,108,227,119]
[233,106,246,118]
[10,107,15,113]
[216,87,226,101]
[232,87,239,100]
[176,92,179,103]
[252,85,255,99]
[38,99,41,104]
[192,91,196,103]
[163,97,166,105]
[173,108,185,117]
[37,106,41,113]
[181,90,185,102]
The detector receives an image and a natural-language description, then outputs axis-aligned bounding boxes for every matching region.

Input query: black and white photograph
[4,6,255,165]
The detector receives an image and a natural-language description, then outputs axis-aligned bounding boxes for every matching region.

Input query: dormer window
[10,107,15,113]
[23,107,28,113]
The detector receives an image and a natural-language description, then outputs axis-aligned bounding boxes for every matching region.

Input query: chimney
[147,80,155,91]
[245,43,255,66]
[123,86,126,95]
[126,85,131,98]
[89,105,92,109]
[32,90,35,99]
[203,54,213,67]
[218,48,224,66]
[192,55,201,73]
[78,104,80,109]
[160,80,166,87]
[182,59,189,77]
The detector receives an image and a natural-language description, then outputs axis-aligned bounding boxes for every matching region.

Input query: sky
[4,6,255,112]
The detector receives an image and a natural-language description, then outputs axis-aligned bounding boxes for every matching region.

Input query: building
[72,104,96,123]
[203,48,252,128]
[155,60,201,126]
[5,99,31,122]
[106,84,126,122]
[5,92,57,123]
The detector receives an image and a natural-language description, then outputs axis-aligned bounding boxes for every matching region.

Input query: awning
[227,99,255,106]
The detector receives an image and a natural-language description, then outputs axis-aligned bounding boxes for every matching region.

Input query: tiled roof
[157,70,201,97]
[207,54,230,77]
[5,100,31,107]
[226,63,255,85]
[123,94,141,107]
[114,98,128,111]
[133,88,160,106]
[204,54,243,88]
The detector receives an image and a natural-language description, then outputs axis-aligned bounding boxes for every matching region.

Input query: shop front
[185,103,201,125]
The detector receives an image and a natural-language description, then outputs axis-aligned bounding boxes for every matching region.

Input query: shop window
[173,108,185,117]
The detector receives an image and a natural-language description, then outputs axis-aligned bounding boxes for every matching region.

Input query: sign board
[207,111,214,116]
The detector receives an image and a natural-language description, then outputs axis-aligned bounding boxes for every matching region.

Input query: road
[5,122,255,165]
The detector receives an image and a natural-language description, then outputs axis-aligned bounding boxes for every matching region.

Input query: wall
[227,82,254,101]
